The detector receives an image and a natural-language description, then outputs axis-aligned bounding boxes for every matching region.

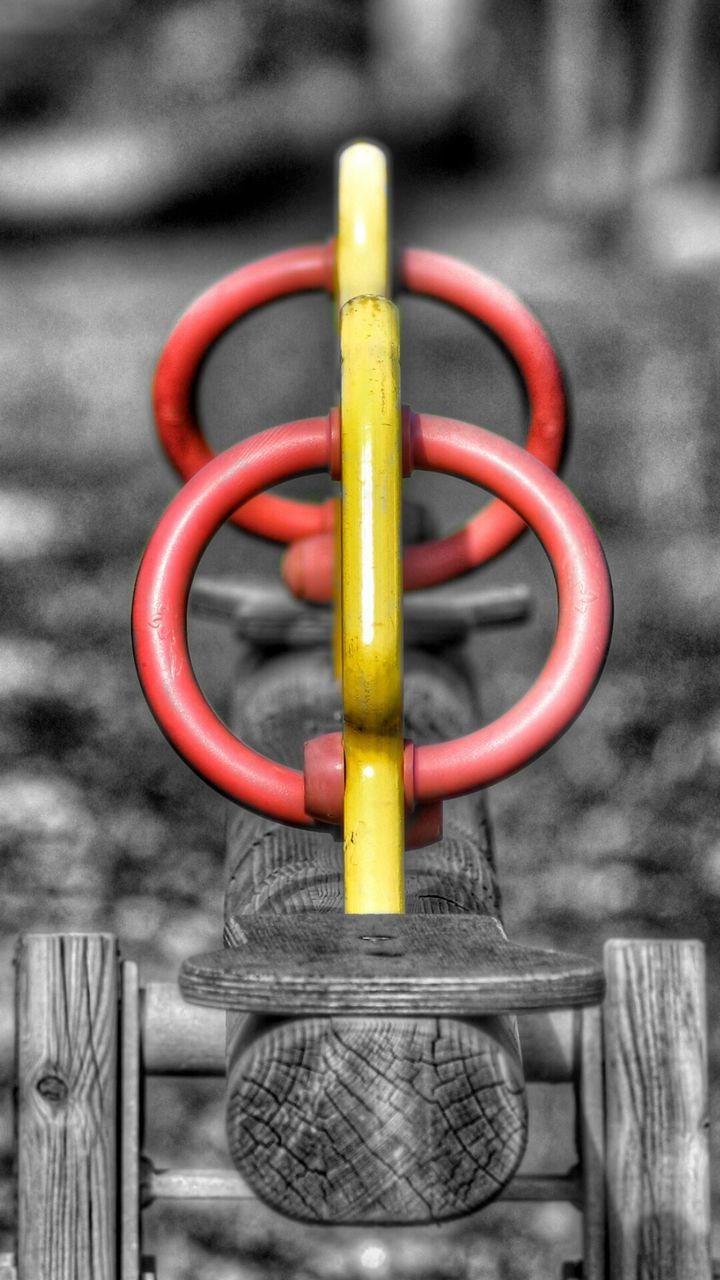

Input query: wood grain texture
[120,961,140,1280]
[578,1005,606,1280]
[225,647,500,920]
[222,645,529,1223]
[141,985,578,1082]
[16,933,118,1280]
[604,940,711,1280]
[227,1012,524,1222]
[182,914,604,1014]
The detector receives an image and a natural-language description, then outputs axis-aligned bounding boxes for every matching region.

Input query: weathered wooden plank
[578,1005,605,1280]
[120,961,140,1280]
[604,939,711,1280]
[182,914,604,1014]
[222,645,529,1223]
[16,933,119,1280]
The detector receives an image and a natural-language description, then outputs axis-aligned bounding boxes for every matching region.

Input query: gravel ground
[1,179,719,1277]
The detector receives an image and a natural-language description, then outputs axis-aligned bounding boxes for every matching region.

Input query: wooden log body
[224,644,528,1224]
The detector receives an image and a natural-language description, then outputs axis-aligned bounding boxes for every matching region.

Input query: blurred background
[1,1,720,1276]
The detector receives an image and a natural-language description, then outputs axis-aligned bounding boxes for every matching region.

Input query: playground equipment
[13,144,711,1279]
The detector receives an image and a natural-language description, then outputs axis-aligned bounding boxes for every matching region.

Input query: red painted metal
[153,244,335,539]
[401,247,568,552]
[285,247,568,598]
[403,412,609,799]
[133,417,329,829]
[304,733,443,847]
[154,243,567,592]
[132,414,611,827]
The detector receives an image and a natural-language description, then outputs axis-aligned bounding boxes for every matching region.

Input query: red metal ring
[153,242,567,574]
[153,244,336,541]
[134,416,330,829]
[284,245,568,598]
[412,413,610,799]
[400,248,567,580]
[132,415,611,826]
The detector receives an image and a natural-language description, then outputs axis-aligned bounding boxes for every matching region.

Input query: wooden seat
[180,913,605,1015]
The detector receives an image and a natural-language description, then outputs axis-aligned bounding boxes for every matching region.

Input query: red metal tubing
[154,242,567,588]
[410,413,611,798]
[133,417,330,828]
[400,247,567,545]
[153,244,335,540]
[400,248,567,587]
[133,415,611,825]
[285,248,568,599]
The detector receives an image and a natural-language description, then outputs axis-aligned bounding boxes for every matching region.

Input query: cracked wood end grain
[220,646,530,1223]
[227,1011,525,1222]
[16,933,118,1280]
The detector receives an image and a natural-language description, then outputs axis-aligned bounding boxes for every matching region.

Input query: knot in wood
[36,1072,68,1105]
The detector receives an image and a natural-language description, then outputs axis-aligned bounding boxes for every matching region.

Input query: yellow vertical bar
[333,142,390,681]
[331,495,342,679]
[335,142,390,311]
[340,297,404,914]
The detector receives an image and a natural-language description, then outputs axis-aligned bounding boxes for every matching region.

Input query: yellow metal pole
[333,140,403,912]
[335,142,390,310]
[332,142,391,682]
[340,297,405,914]
[331,495,343,680]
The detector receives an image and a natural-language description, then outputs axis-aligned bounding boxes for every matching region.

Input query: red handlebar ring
[132,414,611,827]
[153,244,335,542]
[153,243,567,580]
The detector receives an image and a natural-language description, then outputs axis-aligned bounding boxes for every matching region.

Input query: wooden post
[604,940,711,1279]
[223,644,528,1224]
[119,961,141,1280]
[578,1005,606,1280]
[16,933,119,1280]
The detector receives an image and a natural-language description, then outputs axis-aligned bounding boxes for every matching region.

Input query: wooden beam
[140,1163,581,1206]
[222,644,529,1224]
[604,940,711,1279]
[141,985,578,1082]
[16,933,119,1280]
[140,982,230,1076]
